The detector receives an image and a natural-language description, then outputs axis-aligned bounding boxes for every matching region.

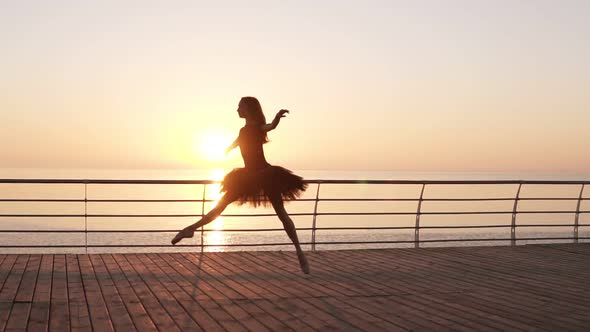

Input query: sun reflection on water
[203,169,226,252]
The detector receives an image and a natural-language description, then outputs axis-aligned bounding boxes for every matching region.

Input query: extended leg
[171,193,236,245]
[270,194,310,274]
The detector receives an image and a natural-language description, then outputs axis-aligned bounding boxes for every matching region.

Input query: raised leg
[270,194,310,274]
[171,193,236,245]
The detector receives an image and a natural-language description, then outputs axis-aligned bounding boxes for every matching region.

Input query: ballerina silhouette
[172,96,310,274]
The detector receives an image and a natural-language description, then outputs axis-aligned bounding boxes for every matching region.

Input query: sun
[196,131,233,162]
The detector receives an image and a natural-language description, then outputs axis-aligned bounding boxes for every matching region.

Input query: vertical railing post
[201,184,206,252]
[574,184,585,244]
[84,181,88,254]
[511,183,523,246]
[311,183,321,252]
[415,184,426,249]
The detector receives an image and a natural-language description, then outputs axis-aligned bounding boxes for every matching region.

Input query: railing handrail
[1,179,590,185]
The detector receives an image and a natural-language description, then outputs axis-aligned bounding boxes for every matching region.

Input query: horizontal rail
[2,237,589,249]
[1,197,586,203]
[1,223,583,233]
[2,211,588,218]
[2,179,590,185]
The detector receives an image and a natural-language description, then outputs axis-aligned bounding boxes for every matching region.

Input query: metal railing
[0,179,588,252]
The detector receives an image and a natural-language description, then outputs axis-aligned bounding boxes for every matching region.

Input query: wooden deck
[1,244,589,331]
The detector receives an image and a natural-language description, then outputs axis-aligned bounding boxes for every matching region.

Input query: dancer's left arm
[225,138,239,155]
[262,109,289,132]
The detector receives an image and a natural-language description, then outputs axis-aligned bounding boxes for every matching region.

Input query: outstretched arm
[225,137,239,155]
[262,109,289,132]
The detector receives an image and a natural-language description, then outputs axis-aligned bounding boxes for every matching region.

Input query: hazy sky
[1,1,589,173]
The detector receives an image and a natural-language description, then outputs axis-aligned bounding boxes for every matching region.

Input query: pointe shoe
[298,252,310,274]
[171,226,195,245]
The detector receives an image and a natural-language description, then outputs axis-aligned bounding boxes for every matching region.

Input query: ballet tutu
[220,165,307,207]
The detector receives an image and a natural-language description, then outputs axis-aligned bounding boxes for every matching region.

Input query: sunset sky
[1,1,589,173]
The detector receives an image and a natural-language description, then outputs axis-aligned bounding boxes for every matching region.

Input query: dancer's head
[238,97,267,124]
[238,96,269,143]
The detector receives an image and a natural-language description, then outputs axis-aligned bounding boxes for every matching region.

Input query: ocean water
[0,168,589,254]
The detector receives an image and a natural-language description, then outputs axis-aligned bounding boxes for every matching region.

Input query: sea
[1,168,589,254]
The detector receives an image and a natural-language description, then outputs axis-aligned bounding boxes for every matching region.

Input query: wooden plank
[292,252,435,331]
[14,255,42,303]
[65,255,92,332]
[399,249,589,330]
[352,295,440,331]
[0,255,20,329]
[266,251,368,297]
[192,253,391,329]
[240,252,362,331]
[205,252,317,331]
[335,249,547,330]
[141,253,229,332]
[157,253,242,301]
[0,255,13,287]
[174,253,261,299]
[155,253,249,332]
[374,252,544,330]
[224,250,382,331]
[5,303,31,332]
[49,255,69,332]
[4,255,41,332]
[171,252,292,331]
[245,251,343,298]
[258,251,409,331]
[408,247,590,308]
[315,250,498,330]
[122,254,203,332]
[100,254,157,332]
[0,255,29,331]
[300,250,395,295]
[110,254,181,332]
[244,252,355,330]
[88,255,136,332]
[209,252,291,298]
[338,247,586,330]
[439,246,587,292]
[254,299,320,332]
[282,250,516,331]
[27,255,53,332]
[78,255,114,332]
[330,250,483,328]
[438,257,590,328]
[472,246,590,288]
